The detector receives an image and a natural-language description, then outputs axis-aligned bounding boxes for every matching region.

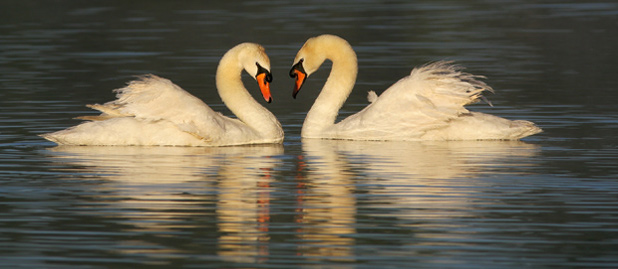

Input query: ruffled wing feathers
[334,61,496,139]
[78,75,222,142]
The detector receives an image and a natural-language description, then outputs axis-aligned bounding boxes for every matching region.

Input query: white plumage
[290,35,542,141]
[41,43,283,146]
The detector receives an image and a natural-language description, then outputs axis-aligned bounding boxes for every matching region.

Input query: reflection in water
[296,140,356,261]
[47,145,283,263]
[44,140,540,264]
[298,139,540,261]
[312,140,539,224]
[215,148,279,263]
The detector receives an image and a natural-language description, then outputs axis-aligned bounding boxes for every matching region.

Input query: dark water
[2,1,618,268]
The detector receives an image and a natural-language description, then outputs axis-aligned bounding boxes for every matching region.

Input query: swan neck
[216,53,281,138]
[302,42,358,137]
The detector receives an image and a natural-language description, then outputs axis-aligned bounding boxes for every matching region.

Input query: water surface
[1,1,618,268]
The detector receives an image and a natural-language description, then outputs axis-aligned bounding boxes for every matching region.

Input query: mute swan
[289,34,542,140]
[41,43,284,146]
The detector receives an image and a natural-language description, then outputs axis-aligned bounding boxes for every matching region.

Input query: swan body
[42,43,284,146]
[289,34,542,141]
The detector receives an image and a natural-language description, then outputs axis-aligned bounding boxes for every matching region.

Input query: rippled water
[2,1,618,268]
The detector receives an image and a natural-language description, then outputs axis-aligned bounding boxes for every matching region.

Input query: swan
[289,34,542,140]
[41,43,284,146]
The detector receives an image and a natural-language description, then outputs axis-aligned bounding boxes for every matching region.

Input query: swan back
[332,61,540,140]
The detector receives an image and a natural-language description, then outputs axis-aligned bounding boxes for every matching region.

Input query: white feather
[295,35,542,141]
[41,44,283,146]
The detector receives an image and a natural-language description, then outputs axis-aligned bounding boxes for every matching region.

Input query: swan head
[234,43,273,103]
[289,59,307,98]
[289,36,328,98]
[255,63,273,103]
[289,34,354,98]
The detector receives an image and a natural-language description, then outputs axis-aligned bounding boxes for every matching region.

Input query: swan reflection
[296,140,357,261]
[46,145,283,262]
[45,140,539,263]
[297,139,539,260]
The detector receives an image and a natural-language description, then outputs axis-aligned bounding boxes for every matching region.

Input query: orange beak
[256,72,272,103]
[290,60,307,99]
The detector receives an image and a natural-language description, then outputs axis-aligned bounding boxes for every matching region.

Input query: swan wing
[332,61,493,140]
[88,75,238,142]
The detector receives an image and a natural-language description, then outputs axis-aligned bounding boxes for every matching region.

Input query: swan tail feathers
[509,120,543,139]
[39,132,59,143]
[367,91,378,103]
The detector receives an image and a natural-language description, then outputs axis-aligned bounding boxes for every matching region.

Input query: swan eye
[256,63,271,82]
[289,59,305,78]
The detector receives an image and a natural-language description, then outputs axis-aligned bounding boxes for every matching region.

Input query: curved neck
[216,53,281,138]
[302,40,358,137]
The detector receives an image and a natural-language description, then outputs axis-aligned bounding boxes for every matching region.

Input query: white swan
[41,43,284,146]
[289,34,542,140]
